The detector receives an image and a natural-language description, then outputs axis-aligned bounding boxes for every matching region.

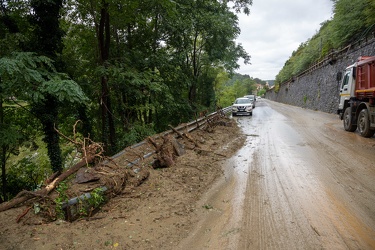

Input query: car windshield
[235,98,251,104]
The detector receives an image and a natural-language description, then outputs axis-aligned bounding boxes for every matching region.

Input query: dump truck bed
[355,56,375,98]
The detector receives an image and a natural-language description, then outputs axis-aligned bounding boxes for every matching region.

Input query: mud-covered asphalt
[178,99,375,250]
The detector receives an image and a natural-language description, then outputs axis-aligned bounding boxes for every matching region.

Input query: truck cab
[337,56,375,138]
[338,67,356,119]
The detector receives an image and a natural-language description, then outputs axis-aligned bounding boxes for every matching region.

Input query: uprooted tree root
[0,121,107,217]
[0,115,233,223]
[0,120,153,223]
[148,114,232,169]
[55,120,105,166]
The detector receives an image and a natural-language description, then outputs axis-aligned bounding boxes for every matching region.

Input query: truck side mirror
[336,71,343,82]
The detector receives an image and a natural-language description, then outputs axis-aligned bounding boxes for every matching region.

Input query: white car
[232,97,253,116]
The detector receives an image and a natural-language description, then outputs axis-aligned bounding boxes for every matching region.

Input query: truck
[338,56,375,137]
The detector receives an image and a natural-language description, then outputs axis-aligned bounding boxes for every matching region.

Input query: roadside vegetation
[215,73,267,108]
[275,0,375,89]
[0,0,253,202]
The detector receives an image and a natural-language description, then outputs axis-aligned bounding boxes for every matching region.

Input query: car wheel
[357,109,375,137]
[343,107,357,132]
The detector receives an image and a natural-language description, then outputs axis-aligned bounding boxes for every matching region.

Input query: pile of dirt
[0,116,246,250]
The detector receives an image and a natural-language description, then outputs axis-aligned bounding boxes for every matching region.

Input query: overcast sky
[235,0,334,80]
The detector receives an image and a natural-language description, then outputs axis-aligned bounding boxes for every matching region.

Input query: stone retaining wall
[265,38,375,114]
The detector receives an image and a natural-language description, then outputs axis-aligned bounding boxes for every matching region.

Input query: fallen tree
[0,155,95,212]
[0,121,103,213]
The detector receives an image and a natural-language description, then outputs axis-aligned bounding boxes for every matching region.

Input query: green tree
[217,73,256,107]
[0,52,88,199]
[364,0,375,27]
[25,0,66,173]
[330,0,368,47]
[213,68,230,107]
[63,0,251,132]
[275,0,375,86]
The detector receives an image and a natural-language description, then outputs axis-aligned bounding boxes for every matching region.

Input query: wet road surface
[178,99,375,249]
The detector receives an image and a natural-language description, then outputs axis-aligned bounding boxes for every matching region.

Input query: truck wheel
[357,109,375,138]
[343,107,357,132]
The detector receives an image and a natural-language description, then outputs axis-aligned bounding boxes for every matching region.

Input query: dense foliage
[0,0,251,200]
[216,73,266,107]
[275,0,375,88]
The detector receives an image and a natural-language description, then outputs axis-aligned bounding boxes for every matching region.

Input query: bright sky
[236,0,333,80]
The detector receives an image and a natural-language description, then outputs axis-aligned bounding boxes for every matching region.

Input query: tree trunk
[29,0,64,173]
[98,1,116,154]
[0,97,6,202]
[1,145,6,203]
[77,105,93,138]
[188,30,200,109]
[32,96,63,173]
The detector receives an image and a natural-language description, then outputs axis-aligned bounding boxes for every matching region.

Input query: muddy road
[178,99,375,250]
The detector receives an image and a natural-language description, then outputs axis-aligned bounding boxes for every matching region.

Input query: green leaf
[39,79,89,103]
[0,125,21,147]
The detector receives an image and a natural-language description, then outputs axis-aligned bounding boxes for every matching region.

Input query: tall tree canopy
[0,0,251,200]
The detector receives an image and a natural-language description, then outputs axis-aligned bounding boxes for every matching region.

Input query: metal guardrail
[62,107,232,213]
[110,106,232,165]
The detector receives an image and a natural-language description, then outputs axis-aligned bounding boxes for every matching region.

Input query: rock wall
[266,38,375,114]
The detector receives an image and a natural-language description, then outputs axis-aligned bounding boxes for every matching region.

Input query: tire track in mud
[273,101,375,249]
[179,100,375,250]
[238,100,375,250]
[238,104,322,249]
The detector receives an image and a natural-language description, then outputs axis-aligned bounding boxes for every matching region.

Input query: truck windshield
[341,71,350,89]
